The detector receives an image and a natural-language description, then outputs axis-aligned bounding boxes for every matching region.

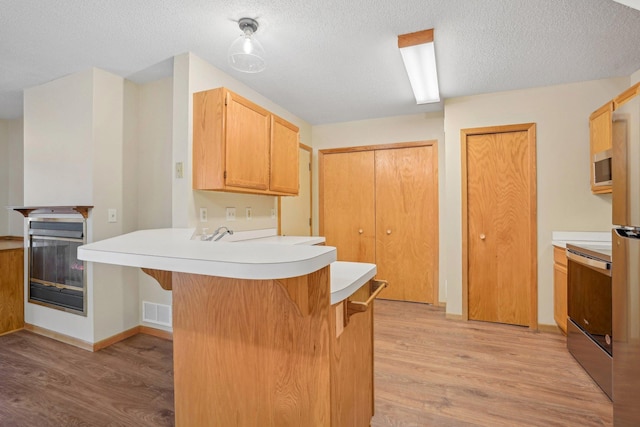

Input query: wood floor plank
[0,300,612,426]
[0,331,174,426]
[371,301,612,427]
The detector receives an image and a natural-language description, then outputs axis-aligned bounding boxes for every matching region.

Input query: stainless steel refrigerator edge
[612,92,640,426]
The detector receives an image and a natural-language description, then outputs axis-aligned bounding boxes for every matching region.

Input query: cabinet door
[589,102,613,194]
[321,151,375,263]
[375,146,438,303]
[280,146,312,236]
[0,248,24,334]
[553,246,568,334]
[225,91,270,191]
[270,115,299,194]
[330,283,374,427]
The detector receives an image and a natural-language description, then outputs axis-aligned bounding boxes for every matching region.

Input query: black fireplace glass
[28,218,86,315]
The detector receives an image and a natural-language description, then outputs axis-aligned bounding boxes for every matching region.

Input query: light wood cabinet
[331,281,374,427]
[320,142,439,304]
[193,87,299,196]
[553,245,568,334]
[613,82,640,110]
[155,264,376,426]
[589,101,613,194]
[0,239,24,335]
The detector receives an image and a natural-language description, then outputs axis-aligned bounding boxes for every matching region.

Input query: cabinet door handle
[386,229,392,235]
[347,280,388,316]
[358,229,364,234]
[480,234,486,240]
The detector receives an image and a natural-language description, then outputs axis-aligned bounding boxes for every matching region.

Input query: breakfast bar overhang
[78,228,383,426]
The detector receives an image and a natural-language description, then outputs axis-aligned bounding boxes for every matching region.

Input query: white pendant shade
[228,18,266,73]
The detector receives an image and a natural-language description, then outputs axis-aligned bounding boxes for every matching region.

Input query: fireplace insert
[27,217,87,315]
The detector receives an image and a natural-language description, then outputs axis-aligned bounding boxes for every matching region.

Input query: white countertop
[246,235,325,245]
[551,231,612,248]
[78,228,336,281]
[192,228,325,246]
[330,261,377,305]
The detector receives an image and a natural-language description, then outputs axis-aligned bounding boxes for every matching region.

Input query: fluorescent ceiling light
[398,29,440,104]
[613,0,640,11]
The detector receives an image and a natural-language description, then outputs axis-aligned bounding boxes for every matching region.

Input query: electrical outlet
[246,207,252,220]
[226,207,236,221]
[199,207,208,222]
[108,209,117,223]
[270,208,276,219]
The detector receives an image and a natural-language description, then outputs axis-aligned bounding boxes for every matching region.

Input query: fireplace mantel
[8,206,93,219]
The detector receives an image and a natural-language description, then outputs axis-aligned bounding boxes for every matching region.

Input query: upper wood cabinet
[193,87,299,196]
[589,101,613,194]
[613,82,640,110]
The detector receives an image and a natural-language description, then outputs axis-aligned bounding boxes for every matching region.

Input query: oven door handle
[566,251,611,275]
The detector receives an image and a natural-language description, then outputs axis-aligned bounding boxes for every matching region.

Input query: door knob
[358,229,363,234]
[480,234,486,240]
[386,229,392,235]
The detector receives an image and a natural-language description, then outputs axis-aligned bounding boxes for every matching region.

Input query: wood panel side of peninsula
[157,264,375,427]
[172,267,333,426]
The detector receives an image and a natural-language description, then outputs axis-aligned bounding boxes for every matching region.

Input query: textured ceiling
[1,0,640,124]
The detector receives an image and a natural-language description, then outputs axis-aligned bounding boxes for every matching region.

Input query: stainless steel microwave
[593,148,612,187]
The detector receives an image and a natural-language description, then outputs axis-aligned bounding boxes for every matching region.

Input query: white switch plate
[270,208,276,219]
[226,207,236,221]
[108,208,117,223]
[199,207,208,222]
[246,207,252,220]
[175,162,184,179]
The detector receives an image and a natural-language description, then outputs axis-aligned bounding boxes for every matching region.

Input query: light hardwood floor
[371,300,612,427]
[0,300,612,426]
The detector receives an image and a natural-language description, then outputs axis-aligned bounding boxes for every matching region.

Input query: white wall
[24,70,94,206]
[7,119,24,235]
[23,68,139,343]
[311,112,446,302]
[0,121,8,235]
[137,77,173,330]
[0,119,24,236]
[91,69,139,341]
[443,76,629,326]
[631,68,640,85]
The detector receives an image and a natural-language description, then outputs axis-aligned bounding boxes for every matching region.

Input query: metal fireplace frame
[27,217,88,316]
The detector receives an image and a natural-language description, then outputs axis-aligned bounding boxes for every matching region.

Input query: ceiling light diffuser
[398,28,440,104]
[228,18,265,73]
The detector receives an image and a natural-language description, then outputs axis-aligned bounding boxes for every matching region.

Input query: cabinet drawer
[553,246,567,267]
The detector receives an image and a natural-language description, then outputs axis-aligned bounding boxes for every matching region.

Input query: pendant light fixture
[228,17,266,73]
[398,28,440,104]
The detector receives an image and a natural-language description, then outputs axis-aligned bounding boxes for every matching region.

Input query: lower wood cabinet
[166,265,376,426]
[553,246,568,334]
[0,241,24,335]
[331,281,374,426]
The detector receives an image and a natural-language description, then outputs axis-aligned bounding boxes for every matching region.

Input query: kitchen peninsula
[78,228,382,426]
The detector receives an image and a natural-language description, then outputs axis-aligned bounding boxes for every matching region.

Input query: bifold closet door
[375,146,437,303]
[321,151,376,263]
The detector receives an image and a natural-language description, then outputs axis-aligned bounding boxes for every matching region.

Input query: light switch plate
[108,209,117,223]
[199,207,208,222]
[246,207,252,220]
